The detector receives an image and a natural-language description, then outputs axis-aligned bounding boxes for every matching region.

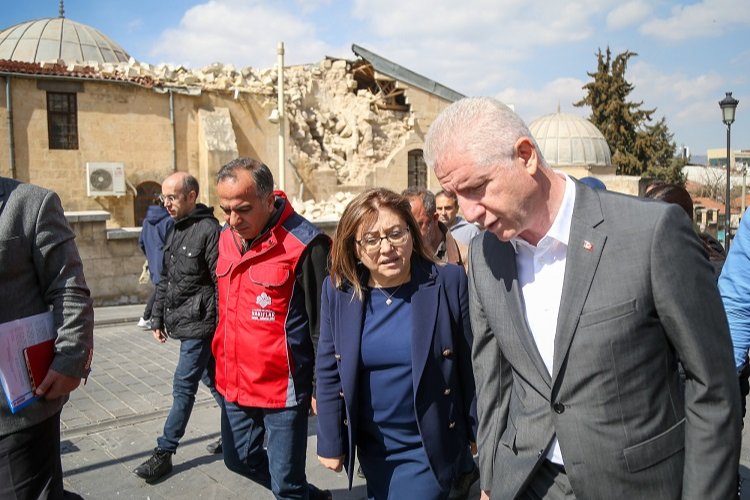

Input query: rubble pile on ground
[292,191,357,221]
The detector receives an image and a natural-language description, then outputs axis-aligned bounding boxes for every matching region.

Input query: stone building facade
[0,17,460,230]
[0,14,460,304]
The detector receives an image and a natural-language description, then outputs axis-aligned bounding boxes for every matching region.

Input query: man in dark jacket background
[137,200,174,329]
[134,172,223,483]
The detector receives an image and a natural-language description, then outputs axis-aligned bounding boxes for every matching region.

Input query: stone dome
[529,111,611,167]
[0,16,130,65]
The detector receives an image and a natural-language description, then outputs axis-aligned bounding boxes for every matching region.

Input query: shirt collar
[510,172,576,253]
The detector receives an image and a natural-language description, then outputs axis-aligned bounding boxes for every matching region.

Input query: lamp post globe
[719,92,739,250]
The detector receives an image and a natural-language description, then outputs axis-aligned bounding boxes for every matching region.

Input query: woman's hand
[318,455,344,472]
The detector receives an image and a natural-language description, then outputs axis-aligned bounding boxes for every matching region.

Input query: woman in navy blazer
[316,188,476,499]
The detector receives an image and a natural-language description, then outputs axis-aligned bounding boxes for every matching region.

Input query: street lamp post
[719,91,739,250]
[742,162,748,217]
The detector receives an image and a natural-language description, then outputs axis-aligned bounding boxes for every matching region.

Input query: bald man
[134,172,223,483]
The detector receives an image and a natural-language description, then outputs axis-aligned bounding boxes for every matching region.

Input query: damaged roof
[351,44,464,103]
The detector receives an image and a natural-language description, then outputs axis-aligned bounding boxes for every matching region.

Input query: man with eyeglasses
[213,158,332,500]
[133,172,223,483]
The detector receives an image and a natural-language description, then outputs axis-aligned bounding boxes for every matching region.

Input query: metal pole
[725,124,732,250]
[5,76,16,179]
[277,42,286,192]
[742,163,747,217]
[169,90,177,172]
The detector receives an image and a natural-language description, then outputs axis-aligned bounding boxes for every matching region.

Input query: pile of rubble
[292,191,357,221]
[76,56,413,188]
[284,59,411,186]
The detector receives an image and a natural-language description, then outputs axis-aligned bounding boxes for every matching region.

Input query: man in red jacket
[214,158,331,500]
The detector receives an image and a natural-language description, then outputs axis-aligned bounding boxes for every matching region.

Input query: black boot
[133,448,173,483]
[206,437,223,454]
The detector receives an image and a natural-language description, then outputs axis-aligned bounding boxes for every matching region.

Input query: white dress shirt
[511,173,576,465]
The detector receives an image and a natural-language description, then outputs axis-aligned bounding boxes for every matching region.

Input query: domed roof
[0,16,130,65]
[529,111,611,167]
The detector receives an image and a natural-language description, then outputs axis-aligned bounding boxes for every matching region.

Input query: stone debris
[65,56,413,192]
[292,191,357,221]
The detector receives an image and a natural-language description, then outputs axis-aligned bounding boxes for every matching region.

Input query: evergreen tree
[575,47,680,181]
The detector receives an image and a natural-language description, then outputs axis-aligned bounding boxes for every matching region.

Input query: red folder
[23,339,55,392]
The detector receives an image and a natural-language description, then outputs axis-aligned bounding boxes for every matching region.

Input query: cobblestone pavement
[60,308,370,499]
[58,306,748,498]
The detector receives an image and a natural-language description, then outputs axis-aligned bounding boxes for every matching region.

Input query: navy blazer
[315,258,476,490]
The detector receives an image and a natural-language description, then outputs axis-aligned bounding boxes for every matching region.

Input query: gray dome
[529,111,611,167]
[0,17,130,65]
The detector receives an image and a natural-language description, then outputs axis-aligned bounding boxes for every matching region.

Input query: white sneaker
[137,317,152,329]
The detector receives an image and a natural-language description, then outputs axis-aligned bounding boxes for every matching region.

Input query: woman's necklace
[376,284,402,306]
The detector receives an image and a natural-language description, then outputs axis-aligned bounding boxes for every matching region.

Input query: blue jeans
[157,338,222,452]
[221,399,323,500]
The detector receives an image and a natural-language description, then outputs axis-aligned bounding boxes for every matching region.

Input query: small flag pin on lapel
[583,240,593,252]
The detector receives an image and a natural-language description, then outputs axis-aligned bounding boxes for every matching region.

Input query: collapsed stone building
[0,11,461,303]
[0,12,463,228]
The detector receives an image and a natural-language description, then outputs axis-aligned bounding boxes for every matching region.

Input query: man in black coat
[134,172,222,483]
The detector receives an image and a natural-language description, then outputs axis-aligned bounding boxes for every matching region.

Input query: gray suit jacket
[0,177,94,436]
[470,183,740,499]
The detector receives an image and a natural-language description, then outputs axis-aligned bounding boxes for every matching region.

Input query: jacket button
[448,421,456,429]
[442,348,452,357]
[538,449,544,458]
[339,390,344,398]
[443,388,451,396]
[553,402,565,414]
[343,419,348,426]
[334,354,341,361]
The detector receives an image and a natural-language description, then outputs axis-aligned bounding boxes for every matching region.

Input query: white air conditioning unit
[85,162,126,197]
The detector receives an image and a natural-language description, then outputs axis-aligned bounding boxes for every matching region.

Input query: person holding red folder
[0,176,94,499]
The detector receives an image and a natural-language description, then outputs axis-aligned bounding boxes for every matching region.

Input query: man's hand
[480,490,490,500]
[152,328,167,343]
[318,455,344,472]
[35,369,81,399]
[471,441,478,455]
[310,397,317,415]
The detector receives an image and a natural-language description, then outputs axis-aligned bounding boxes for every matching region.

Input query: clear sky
[3,0,749,158]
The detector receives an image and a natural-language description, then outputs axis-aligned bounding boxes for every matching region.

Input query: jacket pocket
[499,417,517,454]
[622,418,685,473]
[177,245,202,275]
[217,256,234,277]
[578,299,636,328]
[248,264,291,287]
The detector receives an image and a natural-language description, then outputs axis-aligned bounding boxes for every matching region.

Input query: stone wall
[67,211,150,306]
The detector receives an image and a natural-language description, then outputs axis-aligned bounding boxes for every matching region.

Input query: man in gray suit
[0,176,94,499]
[423,98,741,499]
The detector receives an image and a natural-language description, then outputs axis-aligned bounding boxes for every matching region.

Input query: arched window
[134,181,162,226]
[407,149,427,188]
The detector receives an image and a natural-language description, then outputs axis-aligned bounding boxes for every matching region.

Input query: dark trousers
[142,286,157,320]
[157,338,222,452]
[0,412,64,500]
[221,399,324,500]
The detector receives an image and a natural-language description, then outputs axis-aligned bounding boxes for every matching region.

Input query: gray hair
[216,157,275,198]
[402,187,436,217]
[423,96,542,172]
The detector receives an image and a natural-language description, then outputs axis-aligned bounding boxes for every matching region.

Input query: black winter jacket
[152,204,219,340]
